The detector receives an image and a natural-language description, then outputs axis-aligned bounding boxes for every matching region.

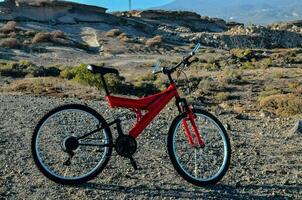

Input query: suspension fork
[176,98,205,148]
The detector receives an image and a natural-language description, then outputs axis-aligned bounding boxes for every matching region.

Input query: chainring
[115,135,137,157]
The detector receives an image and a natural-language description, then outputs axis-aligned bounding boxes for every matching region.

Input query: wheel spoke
[78,142,111,147]
[169,109,230,185]
[32,105,112,183]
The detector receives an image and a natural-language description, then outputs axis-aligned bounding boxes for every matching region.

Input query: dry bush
[198,78,216,94]
[132,44,142,51]
[117,33,131,42]
[105,29,122,37]
[0,21,17,34]
[259,94,302,116]
[32,32,51,44]
[145,35,162,47]
[230,48,254,61]
[218,68,242,84]
[50,30,65,39]
[0,61,60,78]
[3,77,100,99]
[0,38,19,48]
[215,92,231,102]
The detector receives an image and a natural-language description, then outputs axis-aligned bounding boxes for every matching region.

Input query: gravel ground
[0,93,301,199]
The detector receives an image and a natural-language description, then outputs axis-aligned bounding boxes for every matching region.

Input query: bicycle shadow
[69,182,298,199]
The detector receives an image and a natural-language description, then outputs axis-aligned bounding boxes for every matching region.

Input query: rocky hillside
[158,0,302,24]
[0,1,301,50]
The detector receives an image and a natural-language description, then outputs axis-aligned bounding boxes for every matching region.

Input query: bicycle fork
[182,108,205,149]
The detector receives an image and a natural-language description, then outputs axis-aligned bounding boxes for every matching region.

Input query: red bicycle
[32,44,231,186]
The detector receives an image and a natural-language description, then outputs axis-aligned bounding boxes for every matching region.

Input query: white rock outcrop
[0,0,107,23]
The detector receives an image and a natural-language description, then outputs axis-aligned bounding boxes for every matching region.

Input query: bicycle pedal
[129,156,138,170]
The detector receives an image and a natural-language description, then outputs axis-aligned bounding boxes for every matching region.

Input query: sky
[0,0,174,11]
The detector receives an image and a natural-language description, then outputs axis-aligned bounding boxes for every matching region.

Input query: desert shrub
[132,73,161,95]
[0,21,17,34]
[198,78,215,94]
[105,29,122,37]
[287,81,302,95]
[259,58,273,69]
[273,71,285,79]
[241,61,254,69]
[24,30,37,37]
[32,32,51,44]
[215,92,231,102]
[0,62,27,77]
[259,94,302,116]
[258,85,282,101]
[60,64,123,92]
[219,68,242,84]
[134,73,157,82]
[231,48,254,61]
[3,77,100,99]
[51,30,65,39]
[117,33,131,42]
[0,38,19,48]
[145,35,162,47]
[0,61,60,78]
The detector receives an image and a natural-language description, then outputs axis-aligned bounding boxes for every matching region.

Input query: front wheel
[167,109,231,186]
[32,104,112,184]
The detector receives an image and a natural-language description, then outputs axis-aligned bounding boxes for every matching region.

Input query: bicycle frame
[106,83,205,148]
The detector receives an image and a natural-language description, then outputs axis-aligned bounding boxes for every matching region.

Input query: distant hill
[157,0,302,24]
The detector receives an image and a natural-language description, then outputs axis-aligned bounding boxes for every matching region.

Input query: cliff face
[0,0,107,23]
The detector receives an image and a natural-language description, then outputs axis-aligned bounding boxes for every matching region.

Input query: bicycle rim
[172,111,229,182]
[34,108,110,181]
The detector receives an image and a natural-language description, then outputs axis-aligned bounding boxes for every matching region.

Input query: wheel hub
[115,135,137,157]
[63,136,79,151]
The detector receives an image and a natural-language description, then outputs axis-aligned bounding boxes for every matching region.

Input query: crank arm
[63,150,74,166]
[129,156,138,170]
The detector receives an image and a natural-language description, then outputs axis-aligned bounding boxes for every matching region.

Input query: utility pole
[129,0,131,11]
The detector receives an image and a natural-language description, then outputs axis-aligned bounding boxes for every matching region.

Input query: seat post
[100,75,110,95]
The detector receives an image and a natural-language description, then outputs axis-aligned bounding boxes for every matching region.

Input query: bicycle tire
[31,104,112,184]
[167,109,231,186]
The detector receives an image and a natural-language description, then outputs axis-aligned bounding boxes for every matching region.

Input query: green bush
[260,94,302,116]
[215,92,231,102]
[0,61,60,78]
[242,61,254,69]
[231,48,254,61]
[60,64,123,91]
[258,85,282,101]
[260,58,273,69]
[219,68,242,84]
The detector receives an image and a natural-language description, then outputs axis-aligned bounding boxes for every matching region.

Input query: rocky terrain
[0,94,301,199]
[0,1,301,199]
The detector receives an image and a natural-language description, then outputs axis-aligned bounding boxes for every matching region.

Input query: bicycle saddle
[87,64,119,76]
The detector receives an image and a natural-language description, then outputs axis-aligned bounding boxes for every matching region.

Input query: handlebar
[152,43,201,75]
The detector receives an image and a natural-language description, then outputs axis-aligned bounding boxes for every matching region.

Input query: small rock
[225,123,231,131]
[289,120,302,135]
[234,113,250,120]
[283,179,290,185]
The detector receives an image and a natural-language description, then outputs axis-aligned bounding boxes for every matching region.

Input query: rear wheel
[32,104,112,184]
[167,109,231,186]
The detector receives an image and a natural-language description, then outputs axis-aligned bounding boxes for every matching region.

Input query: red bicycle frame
[106,83,205,148]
